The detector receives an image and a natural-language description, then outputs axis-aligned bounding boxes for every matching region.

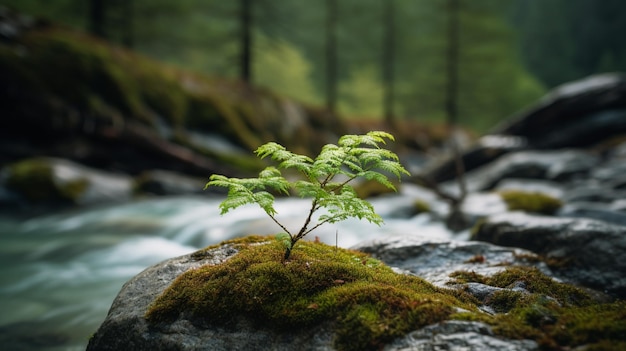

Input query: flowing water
[0,185,460,351]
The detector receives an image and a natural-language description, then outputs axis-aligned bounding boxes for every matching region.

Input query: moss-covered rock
[87,235,626,351]
[471,212,626,297]
[498,190,562,215]
[5,157,87,204]
[449,267,626,350]
[146,237,475,351]
[2,157,133,208]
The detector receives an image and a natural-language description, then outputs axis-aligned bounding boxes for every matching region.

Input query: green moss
[5,28,195,128]
[448,267,626,349]
[498,190,562,215]
[6,158,56,202]
[484,267,593,306]
[413,198,431,214]
[146,236,475,351]
[448,270,488,284]
[485,289,524,313]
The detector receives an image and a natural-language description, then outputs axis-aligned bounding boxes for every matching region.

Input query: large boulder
[421,73,626,183]
[460,149,599,192]
[472,212,626,298]
[492,73,626,148]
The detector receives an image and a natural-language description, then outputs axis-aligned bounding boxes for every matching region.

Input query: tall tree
[444,0,459,127]
[382,0,396,126]
[443,0,467,230]
[121,0,134,48]
[240,0,253,84]
[88,0,134,48]
[88,0,106,39]
[325,0,338,118]
[512,0,626,88]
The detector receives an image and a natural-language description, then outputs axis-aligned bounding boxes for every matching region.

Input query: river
[0,185,460,351]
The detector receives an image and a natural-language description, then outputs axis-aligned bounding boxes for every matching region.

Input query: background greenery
[3,0,624,133]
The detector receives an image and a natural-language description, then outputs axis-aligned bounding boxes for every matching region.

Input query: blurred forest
[3,0,625,132]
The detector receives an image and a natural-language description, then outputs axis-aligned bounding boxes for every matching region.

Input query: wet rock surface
[383,321,538,351]
[353,234,549,288]
[422,73,626,182]
[472,212,626,298]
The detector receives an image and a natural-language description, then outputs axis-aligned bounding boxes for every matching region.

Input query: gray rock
[419,73,626,183]
[86,244,337,351]
[48,158,133,205]
[558,202,626,226]
[493,73,626,149]
[460,150,598,192]
[384,320,538,351]
[472,212,626,297]
[87,236,550,351]
[352,234,549,288]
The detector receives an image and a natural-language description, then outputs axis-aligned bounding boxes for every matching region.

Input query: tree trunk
[445,0,459,127]
[121,0,133,48]
[89,0,106,39]
[444,0,467,230]
[240,0,253,84]
[325,0,338,119]
[382,0,396,127]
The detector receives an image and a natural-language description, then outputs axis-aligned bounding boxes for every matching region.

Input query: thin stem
[267,212,293,238]
[328,173,358,193]
[295,198,319,241]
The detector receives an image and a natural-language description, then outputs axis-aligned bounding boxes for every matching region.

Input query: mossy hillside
[498,190,563,215]
[1,24,344,174]
[20,29,150,123]
[449,267,626,350]
[146,236,477,351]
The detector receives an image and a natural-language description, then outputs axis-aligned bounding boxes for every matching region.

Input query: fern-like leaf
[206,131,410,260]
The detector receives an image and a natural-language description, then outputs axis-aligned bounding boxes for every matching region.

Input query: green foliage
[254,34,321,106]
[206,131,410,259]
[338,65,384,118]
[6,0,549,132]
